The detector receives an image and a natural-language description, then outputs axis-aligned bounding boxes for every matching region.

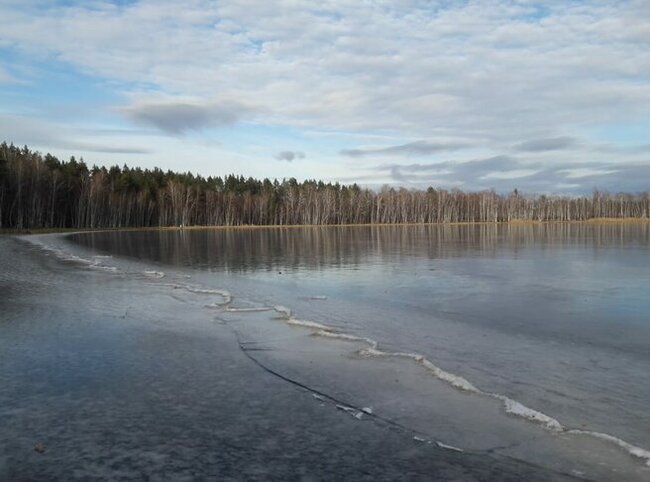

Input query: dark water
[3,223,650,480]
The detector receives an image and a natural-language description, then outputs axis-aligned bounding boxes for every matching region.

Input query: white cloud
[341,141,469,158]
[559,168,619,179]
[0,0,648,192]
[480,169,539,180]
[0,113,152,155]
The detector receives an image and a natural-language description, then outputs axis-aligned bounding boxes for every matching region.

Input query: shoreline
[2,217,649,236]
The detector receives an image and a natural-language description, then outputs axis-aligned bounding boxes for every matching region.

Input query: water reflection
[64,221,650,456]
[69,222,650,273]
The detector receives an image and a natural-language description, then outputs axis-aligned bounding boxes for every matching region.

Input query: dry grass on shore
[1,217,649,236]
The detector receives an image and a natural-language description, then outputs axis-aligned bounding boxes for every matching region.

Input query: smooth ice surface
[69,224,650,449]
[1,236,576,481]
[3,222,649,479]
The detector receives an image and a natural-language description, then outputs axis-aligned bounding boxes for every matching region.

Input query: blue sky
[0,0,648,193]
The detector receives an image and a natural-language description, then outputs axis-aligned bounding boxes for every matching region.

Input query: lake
[3,223,649,480]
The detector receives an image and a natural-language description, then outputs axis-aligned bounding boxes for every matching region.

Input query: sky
[0,0,648,194]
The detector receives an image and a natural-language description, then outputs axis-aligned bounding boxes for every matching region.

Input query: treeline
[1,142,648,229]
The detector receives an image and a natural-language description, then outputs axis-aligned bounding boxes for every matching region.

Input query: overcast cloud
[120,100,255,134]
[341,141,469,158]
[0,0,648,192]
[513,137,578,153]
[275,151,306,162]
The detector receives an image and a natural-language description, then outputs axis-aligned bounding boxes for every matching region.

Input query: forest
[1,142,648,229]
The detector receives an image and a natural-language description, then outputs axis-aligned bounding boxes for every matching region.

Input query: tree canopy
[1,142,648,229]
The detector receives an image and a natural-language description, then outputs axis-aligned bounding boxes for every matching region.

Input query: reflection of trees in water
[70,223,650,272]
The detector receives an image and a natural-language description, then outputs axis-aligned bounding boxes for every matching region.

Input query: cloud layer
[0,0,648,192]
[120,100,254,134]
[514,137,577,153]
[367,155,650,194]
[275,150,305,162]
[341,141,468,158]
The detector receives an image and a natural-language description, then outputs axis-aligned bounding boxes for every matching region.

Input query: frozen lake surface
[2,223,649,480]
